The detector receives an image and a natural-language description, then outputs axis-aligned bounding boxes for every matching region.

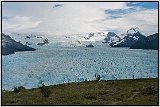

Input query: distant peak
[127,27,141,35]
[107,32,116,37]
[130,27,140,31]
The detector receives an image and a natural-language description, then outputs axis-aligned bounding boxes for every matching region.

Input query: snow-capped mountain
[112,27,146,47]
[79,32,107,42]
[55,32,108,47]
[9,32,49,46]
[102,32,121,46]
[126,27,140,35]
[4,27,151,48]
[67,32,121,46]
[4,31,123,47]
[6,32,108,47]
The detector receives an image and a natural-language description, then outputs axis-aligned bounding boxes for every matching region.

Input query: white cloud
[2,2,128,34]
[98,9,158,36]
[124,9,158,35]
[2,16,40,32]
[2,2,158,36]
[30,2,129,35]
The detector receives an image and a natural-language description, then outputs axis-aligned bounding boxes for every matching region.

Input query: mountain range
[2,27,158,55]
[102,27,158,50]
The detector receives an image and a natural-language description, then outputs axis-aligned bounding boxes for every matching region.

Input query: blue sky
[2,2,158,36]
[127,2,158,9]
[105,2,158,19]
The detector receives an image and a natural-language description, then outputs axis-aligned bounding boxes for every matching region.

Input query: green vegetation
[13,86,25,93]
[2,78,158,105]
[39,83,51,98]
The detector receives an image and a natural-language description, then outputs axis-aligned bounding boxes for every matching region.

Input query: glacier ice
[2,45,158,90]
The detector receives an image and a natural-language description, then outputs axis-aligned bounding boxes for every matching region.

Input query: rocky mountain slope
[2,33,36,55]
[130,33,158,50]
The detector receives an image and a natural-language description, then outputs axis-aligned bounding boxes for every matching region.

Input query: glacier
[2,44,158,90]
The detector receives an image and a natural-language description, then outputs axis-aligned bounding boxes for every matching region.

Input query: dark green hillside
[2,78,158,105]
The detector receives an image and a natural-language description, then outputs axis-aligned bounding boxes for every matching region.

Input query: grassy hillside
[2,78,158,105]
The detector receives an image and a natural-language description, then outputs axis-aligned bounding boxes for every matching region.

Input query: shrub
[140,87,157,96]
[39,83,51,98]
[13,86,25,93]
[83,93,97,100]
[85,78,88,82]
[95,73,100,81]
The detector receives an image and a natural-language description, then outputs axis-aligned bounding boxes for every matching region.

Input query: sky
[2,2,158,36]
